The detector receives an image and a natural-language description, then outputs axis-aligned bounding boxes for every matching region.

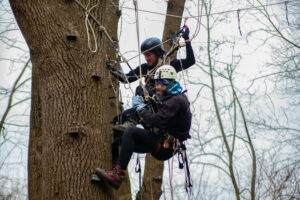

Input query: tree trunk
[163,0,186,59]
[140,1,185,199]
[9,0,131,199]
[28,72,43,200]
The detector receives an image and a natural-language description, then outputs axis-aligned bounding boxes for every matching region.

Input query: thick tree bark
[28,72,43,200]
[140,1,186,199]
[9,0,130,199]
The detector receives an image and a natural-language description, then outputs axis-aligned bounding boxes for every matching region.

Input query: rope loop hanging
[133,0,151,101]
[85,1,99,53]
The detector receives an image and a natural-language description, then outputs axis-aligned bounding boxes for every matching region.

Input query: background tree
[0,0,31,198]
[138,0,186,200]
[183,0,300,199]
[246,1,300,198]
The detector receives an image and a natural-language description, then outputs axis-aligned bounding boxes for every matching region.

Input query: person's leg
[113,108,138,133]
[95,127,159,189]
[117,126,159,169]
[111,137,121,166]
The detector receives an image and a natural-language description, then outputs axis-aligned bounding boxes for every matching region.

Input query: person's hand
[106,62,113,70]
[182,26,190,40]
[132,96,146,112]
[112,108,137,124]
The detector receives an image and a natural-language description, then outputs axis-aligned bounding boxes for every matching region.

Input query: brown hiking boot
[113,120,136,133]
[95,164,126,189]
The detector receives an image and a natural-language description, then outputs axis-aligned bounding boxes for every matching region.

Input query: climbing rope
[135,154,144,200]
[189,0,204,41]
[178,43,189,99]
[178,50,187,83]
[106,55,135,94]
[133,0,153,103]
[84,0,99,53]
[107,68,121,115]
[127,37,179,63]
[133,0,142,80]
[164,31,182,65]
[74,0,136,96]
[118,0,295,20]
[179,144,193,199]
[74,0,132,64]
[168,158,175,200]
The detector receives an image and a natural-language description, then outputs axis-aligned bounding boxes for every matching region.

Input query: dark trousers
[116,127,175,169]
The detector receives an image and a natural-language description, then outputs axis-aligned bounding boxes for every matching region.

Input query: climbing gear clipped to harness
[150,132,193,199]
[150,132,177,161]
[178,143,193,198]
[135,154,146,200]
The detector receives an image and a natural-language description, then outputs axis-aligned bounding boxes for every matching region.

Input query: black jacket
[139,93,192,141]
[110,42,195,84]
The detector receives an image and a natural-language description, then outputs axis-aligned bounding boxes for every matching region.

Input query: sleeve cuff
[137,108,147,116]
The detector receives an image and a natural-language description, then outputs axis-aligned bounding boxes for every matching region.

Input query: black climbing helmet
[140,37,165,57]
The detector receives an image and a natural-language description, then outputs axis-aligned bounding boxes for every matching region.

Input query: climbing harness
[178,142,193,199]
[135,154,145,200]
[150,131,193,199]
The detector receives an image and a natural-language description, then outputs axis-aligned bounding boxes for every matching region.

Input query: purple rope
[285,1,290,26]
[237,10,242,36]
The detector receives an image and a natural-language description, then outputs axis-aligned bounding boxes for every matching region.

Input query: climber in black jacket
[109,27,195,131]
[95,65,192,189]
[106,26,195,97]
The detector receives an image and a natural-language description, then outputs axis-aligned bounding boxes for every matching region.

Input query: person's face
[143,51,158,66]
[155,81,168,96]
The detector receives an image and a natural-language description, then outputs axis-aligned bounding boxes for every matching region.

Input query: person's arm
[106,63,128,83]
[125,66,141,83]
[138,97,179,128]
[171,27,195,72]
[170,41,195,72]
[106,63,146,83]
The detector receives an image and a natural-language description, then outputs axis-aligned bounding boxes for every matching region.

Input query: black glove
[112,114,122,125]
[106,62,113,71]
[182,28,190,40]
[112,108,137,125]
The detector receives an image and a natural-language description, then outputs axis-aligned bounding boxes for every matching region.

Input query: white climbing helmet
[154,65,177,80]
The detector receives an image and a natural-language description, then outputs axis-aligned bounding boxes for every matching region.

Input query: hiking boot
[91,173,101,182]
[95,164,126,189]
[113,120,136,133]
